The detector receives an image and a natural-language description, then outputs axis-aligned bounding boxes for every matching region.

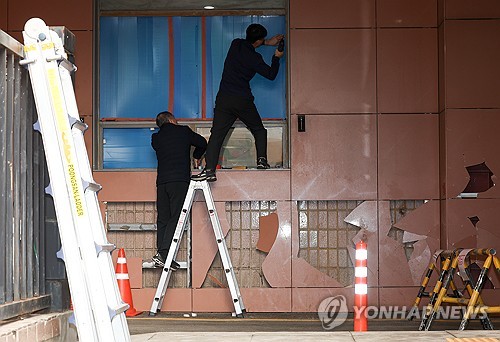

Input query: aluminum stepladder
[149,180,246,317]
[21,18,130,341]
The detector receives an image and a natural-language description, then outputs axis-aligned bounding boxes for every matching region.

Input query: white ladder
[21,18,130,341]
[149,180,246,317]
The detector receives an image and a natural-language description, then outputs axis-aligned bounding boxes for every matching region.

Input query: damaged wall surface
[2,0,499,312]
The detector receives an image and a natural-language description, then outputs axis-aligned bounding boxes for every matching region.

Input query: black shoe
[170,260,180,270]
[257,157,270,169]
[152,254,180,271]
[191,168,217,182]
[152,253,165,268]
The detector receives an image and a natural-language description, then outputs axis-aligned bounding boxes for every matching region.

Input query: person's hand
[274,49,284,58]
[265,34,284,46]
[193,158,203,169]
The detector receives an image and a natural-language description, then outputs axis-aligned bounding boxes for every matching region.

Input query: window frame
[93,8,289,171]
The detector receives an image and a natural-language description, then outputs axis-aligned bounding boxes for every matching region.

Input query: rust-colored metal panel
[378,114,439,200]
[441,198,500,289]
[73,31,93,116]
[191,202,229,289]
[291,114,377,200]
[241,288,291,312]
[377,0,437,27]
[378,201,414,286]
[210,170,290,201]
[442,198,500,248]
[445,20,500,109]
[438,23,445,113]
[290,29,376,114]
[445,0,500,19]
[192,288,235,312]
[393,200,440,241]
[343,201,379,286]
[131,288,192,312]
[377,28,438,114]
[438,0,445,25]
[127,257,143,289]
[8,0,92,31]
[257,213,279,253]
[261,201,292,287]
[0,0,7,31]
[94,171,157,202]
[379,287,420,307]
[290,0,375,28]
[442,109,500,199]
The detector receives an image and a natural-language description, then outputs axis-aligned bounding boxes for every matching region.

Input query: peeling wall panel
[442,109,500,199]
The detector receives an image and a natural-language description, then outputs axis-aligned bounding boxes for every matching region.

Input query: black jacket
[151,123,207,185]
[218,38,280,98]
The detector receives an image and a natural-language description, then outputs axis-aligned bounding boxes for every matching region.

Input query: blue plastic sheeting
[100,15,286,120]
[206,16,286,119]
[100,17,170,119]
[103,128,158,169]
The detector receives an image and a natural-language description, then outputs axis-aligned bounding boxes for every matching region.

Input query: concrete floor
[127,314,500,341]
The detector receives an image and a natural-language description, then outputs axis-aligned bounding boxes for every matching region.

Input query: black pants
[205,94,267,170]
[156,181,189,260]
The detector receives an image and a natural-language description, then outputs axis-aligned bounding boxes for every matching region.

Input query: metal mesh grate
[297,200,361,287]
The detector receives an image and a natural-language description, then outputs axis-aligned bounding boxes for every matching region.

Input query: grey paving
[128,314,500,341]
[131,330,500,342]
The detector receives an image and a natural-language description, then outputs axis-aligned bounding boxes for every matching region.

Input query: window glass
[99,15,286,168]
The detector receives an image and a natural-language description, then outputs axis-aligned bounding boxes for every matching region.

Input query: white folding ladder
[21,18,130,341]
[149,180,246,317]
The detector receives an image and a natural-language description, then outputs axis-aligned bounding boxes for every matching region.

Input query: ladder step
[82,180,102,193]
[70,117,88,133]
[56,248,64,261]
[44,183,53,197]
[109,303,129,319]
[33,120,42,133]
[95,243,116,255]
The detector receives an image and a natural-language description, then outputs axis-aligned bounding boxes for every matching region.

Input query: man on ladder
[147,116,246,317]
[149,111,207,269]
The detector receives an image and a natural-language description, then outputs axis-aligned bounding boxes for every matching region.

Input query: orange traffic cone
[115,248,142,317]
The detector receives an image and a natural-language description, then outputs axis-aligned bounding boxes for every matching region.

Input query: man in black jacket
[192,23,284,182]
[151,111,207,268]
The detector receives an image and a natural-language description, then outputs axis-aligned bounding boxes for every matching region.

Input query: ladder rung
[56,248,64,261]
[33,120,41,133]
[19,58,36,66]
[46,54,63,62]
[45,183,53,196]
[59,57,77,72]
[109,303,129,319]
[82,180,102,193]
[95,243,116,255]
[70,117,88,133]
